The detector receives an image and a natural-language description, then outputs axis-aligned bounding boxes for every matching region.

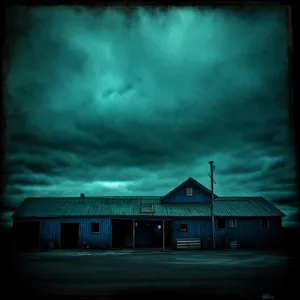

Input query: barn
[12,177,285,250]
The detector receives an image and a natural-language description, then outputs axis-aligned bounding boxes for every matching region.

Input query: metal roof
[12,196,285,219]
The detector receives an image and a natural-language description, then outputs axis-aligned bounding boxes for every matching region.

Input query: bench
[176,238,201,249]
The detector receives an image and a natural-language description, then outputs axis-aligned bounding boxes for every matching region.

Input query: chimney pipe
[80,193,85,199]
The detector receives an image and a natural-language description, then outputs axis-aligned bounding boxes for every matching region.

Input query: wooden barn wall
[173,217,282,248]
[163,181,212,203]
[214,217,282,248]
[172,218,211,240]
[228,217,282,248]
[14,215,283,249]
[39,217,111,249]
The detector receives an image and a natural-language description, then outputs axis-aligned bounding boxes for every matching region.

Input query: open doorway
[15,221,40,250]
[164,220,173,248]
[60,223,79,249]
[135,220,163,248]
[112,219,133,248]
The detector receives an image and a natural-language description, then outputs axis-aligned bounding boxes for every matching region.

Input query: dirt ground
[8,249,295,299]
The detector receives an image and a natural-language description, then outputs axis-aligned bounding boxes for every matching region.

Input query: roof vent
[80,193,85,199]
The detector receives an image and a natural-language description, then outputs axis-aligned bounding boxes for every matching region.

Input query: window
[229,219,238,228]
[217,219,225,229]
[180,224,188,231]
[261,219,269,228]
[186,188,193,196]
[91,222,100,233]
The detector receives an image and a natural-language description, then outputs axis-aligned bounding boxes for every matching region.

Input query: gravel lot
[12,249,293,299]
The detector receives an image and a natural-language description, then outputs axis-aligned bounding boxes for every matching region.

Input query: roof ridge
[25,196,162,200]
[25,196,266,201]
[217,196,264,199]
[218,196,263,197]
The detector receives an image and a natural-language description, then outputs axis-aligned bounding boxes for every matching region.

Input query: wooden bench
[176,238,201,249]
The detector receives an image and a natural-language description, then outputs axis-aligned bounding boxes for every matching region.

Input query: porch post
[162,219,165,251]
[133,220,135,249]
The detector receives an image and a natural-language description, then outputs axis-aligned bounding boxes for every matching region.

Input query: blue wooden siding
[214,217,282,248]
[38,217,111,249]
[230,217,282,248]
[173,218,211,239]
[15,215,282,249]
[164,181,212,203]
[173,217,282,248]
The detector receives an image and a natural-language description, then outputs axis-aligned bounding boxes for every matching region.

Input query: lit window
[262,219,269,228]
[186,188,193,196]
[91,222,100,233]
[229,219,238,228]
[180,224,188,231]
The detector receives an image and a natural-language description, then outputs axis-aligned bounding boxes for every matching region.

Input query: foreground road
[14,249,292,299]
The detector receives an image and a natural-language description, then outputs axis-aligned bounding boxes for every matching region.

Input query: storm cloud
[3,6,298,227]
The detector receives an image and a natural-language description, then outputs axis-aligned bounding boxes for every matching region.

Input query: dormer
[161,177,218,203]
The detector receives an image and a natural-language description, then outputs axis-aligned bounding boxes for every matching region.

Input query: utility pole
[209,161,216,249]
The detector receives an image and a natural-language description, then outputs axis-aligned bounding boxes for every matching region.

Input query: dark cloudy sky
[3,6,298,227]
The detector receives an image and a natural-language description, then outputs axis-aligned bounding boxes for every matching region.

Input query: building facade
[12,177,285,250]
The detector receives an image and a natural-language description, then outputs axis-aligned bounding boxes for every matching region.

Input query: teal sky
[3,6,298,227]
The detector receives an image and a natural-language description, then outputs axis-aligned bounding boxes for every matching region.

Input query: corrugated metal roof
[12,196,285,219]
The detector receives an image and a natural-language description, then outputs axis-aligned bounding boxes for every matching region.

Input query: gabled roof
[12,196,285,219]
[161,177,218,200]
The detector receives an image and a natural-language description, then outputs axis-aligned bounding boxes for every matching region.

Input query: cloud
[272,197,298,208]
[3,6,298,226]
[281,208,300,227]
